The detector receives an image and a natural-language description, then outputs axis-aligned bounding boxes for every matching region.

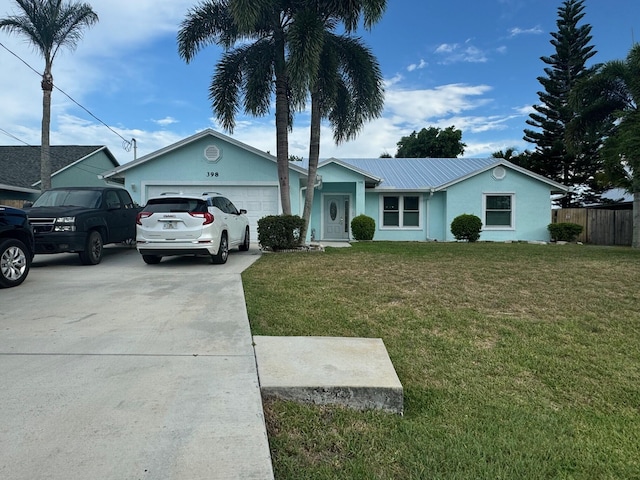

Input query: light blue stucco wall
[311,165,555,242]
[444,168,554,242]
[52,151,117,188]
[121,134,298,211]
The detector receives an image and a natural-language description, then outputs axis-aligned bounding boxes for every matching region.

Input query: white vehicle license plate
[163,222,176,229]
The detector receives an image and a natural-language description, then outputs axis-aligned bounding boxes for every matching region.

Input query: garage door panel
[145,185,278,241]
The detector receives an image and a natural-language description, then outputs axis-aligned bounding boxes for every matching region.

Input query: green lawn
[242,242,640,479]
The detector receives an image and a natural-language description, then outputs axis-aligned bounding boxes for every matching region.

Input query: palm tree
[298,32,384,242]
[0,0,98,191]
[178,0,295,214]
[571,44,640,247]
[178,0,386,221]
[286,0,386,242]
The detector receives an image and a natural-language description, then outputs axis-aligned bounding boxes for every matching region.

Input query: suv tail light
[190,212,214,225]
[136,211,153,225]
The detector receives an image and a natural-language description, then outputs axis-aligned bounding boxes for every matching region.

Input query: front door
[323,195,350,240]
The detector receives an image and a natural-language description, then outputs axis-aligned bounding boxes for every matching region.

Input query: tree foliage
[395,126,465,158]
[522,0,601,207]
[178,0,386,221]
[0,0,98,191]
[570,44,640,247]
[178,0,294,214]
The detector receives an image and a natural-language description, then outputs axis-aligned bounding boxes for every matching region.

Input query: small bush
[451,214,482,242]
[548,222,583,242]
[257,215,306,250]
[351,214,375,241]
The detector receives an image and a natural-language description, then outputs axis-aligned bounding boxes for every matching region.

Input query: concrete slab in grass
[253,336,403,414]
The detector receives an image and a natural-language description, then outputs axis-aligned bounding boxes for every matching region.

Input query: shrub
[351,214,375,241]
[257,215,306,250]
[548,222,583,242]
[451,214,482,242]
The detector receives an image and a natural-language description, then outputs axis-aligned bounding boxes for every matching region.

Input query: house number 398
[207,172,219,177]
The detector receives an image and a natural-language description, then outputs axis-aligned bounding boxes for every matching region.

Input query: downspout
[426,188,434,241]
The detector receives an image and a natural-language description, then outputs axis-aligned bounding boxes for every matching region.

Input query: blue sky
[0,0,639,165]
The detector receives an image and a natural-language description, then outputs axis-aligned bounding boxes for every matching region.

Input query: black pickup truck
[24,187,140,265]
[0,205,35,288]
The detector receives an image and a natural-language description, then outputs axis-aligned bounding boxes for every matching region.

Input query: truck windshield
[32,190,102,208]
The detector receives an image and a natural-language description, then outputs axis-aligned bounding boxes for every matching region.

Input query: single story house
[102,129,568,243]
[0,145,119,205]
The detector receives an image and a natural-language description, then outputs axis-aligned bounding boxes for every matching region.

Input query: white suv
[136,193,250,264]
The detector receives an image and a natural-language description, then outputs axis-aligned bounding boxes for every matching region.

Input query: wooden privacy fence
[552,208,633,246]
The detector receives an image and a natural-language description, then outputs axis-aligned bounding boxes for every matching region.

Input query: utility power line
[0,40,134,152]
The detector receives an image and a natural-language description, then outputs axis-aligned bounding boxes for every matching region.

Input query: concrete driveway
[0,245,273,479]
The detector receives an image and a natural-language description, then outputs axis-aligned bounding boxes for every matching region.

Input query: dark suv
[0,205,35,288]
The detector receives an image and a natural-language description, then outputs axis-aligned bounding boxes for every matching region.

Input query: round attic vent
[205,144,221,163]
[492,166,506,180]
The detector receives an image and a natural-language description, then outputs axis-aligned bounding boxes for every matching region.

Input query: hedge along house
[101,129,567,243]
[101,129,308,241]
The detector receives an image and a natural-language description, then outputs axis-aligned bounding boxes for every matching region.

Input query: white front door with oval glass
[323,195,350,240]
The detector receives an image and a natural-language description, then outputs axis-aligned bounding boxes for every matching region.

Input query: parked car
[136,192,250,264]
[23,187,141,265]
[0,205,35,288]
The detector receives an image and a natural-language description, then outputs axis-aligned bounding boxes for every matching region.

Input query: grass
[241,242,640,479]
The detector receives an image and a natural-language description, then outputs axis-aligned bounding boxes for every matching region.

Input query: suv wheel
[239,227,250,251]
[142,255,161,265]
[0,238,31,288]
[79,230,103,265]
[210,232,228,264]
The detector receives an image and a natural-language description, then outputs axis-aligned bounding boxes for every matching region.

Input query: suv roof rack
[201,191,222,196]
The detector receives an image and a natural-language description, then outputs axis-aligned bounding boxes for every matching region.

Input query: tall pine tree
[523,0,600,206]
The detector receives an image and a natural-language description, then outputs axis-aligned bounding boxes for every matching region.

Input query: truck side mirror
[22,201,33,208]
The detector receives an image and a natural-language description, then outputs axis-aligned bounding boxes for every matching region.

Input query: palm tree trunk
[633,190,640,248]
[300,90,321,244]
[41,68,53,191]
[274,35,291,215]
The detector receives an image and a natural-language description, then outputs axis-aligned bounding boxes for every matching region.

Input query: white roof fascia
[434,159,568,193]
[319,157,382,184]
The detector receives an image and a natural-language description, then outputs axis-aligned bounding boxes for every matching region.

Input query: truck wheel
[210,232,228,264]
[0,238,31,288]
[79,230,103,265]
[239,227,250,251]
[142,255,161,264]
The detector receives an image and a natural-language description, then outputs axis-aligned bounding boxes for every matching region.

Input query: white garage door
[145,185,279,241]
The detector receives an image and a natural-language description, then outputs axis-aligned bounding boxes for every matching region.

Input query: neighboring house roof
[319,157,568,193]
[0,145,118,188]
[102,128,308,179]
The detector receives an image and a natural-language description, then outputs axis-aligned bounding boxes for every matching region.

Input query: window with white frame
[484,194,513,228]
[382,195,421,228]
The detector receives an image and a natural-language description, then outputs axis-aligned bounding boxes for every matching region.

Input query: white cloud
[407,59,427,72]
[515,105,535,115]
[434,42,488,64]
[385,83,493,124]
[153,116,179,127]
[509,26,544,37]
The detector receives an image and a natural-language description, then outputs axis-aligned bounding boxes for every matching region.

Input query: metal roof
[324,157,499,190]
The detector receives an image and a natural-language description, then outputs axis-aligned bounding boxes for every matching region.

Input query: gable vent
[205,144,221,163]
[492,166,506,180]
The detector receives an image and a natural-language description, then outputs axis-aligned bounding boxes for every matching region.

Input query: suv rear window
[144,198,208,213]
